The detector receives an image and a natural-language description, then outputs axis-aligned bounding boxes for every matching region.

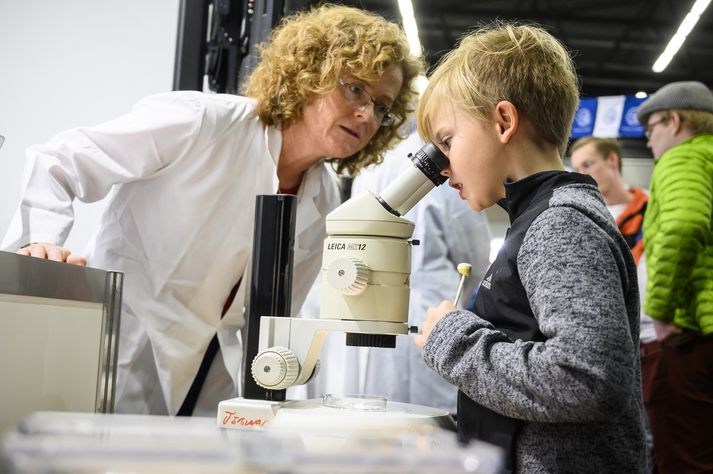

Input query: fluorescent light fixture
[652,0,711,73]
[635,91,648,99]
[397,0,427,96]
[398,0,422,56]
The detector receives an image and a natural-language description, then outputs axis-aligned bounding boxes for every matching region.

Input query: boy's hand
[414,299,455,350]
[18,242,87,266]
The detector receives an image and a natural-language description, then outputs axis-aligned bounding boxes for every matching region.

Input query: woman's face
[430,103,508,211]
[300,63,404,158]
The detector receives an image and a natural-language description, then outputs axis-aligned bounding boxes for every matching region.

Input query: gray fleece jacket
[423,171,646,473]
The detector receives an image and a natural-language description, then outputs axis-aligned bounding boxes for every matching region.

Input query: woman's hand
[18,242,87,266]
[414,299,455,350]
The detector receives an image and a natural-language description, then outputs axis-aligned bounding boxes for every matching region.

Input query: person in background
[413,23,646,472]
[569,136,654,471]
[288,130,492,414]
[636,80,713,474]
[1,4,424,417]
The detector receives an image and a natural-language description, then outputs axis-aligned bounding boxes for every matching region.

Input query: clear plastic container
[322,393,387,411]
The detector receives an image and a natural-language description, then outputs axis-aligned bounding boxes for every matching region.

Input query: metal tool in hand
[453,262,472,307]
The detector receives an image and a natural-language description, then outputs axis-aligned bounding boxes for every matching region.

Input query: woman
[2,4,424,416]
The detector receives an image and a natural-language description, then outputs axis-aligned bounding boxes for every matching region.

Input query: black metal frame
[173,0,295,94]
[173,0,211,91]
[242,195,297,401]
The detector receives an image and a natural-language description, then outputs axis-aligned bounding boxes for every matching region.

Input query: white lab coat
[2,91,341,415]
[288,133,491,413]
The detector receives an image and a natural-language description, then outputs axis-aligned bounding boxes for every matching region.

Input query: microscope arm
[251,316,409,389]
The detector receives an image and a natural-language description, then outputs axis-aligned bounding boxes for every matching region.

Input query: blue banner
[571,98,597,138]
[571,96,646,139]
[618,96,646,137]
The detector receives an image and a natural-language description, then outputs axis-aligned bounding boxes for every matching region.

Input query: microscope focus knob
[326,257,369,295]
[251,346,300,390]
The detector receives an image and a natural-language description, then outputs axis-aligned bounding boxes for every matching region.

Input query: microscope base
[217,396,455,434]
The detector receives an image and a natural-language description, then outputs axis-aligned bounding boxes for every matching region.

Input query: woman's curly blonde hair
[242,4,424,176]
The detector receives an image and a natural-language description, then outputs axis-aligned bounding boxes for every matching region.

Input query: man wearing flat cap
[637,80,713,474]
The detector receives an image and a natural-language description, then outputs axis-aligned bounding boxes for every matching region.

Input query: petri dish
[322,394,387,412]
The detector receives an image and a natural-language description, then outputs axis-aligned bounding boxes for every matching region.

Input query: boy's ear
[494,101,518,144]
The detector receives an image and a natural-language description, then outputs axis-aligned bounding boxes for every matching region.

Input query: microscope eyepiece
[377,142,450,217]
[409,143,449,186]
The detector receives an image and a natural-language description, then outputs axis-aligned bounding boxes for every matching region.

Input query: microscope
[250,143,449,391]
[217,143,452,430]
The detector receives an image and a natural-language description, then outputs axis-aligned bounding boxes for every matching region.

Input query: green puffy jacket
[643,133,713,335]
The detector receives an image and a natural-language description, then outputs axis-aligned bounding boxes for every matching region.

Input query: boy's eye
[438,138,451,150]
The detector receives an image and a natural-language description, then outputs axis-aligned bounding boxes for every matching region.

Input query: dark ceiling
[299,0,713,98]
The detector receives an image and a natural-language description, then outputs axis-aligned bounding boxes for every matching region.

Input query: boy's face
[430,103,508,211]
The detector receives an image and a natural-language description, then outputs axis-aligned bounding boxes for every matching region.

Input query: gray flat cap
[637,81,713,123]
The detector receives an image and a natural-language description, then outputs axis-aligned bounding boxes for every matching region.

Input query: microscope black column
[242,194,297,401]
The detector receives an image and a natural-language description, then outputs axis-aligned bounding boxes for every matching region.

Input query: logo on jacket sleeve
[481,273,492,290]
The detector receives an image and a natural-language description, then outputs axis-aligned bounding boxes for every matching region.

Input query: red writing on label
[222,411,270,427]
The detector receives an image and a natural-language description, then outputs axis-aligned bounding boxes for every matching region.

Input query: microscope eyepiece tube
[411,142,449,186]
[377,143,449,216]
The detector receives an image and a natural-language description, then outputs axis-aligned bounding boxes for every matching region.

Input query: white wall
[620,157,654,191]
[0,0,179,253]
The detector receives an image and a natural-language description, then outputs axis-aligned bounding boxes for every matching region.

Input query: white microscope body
[250,143,449,392]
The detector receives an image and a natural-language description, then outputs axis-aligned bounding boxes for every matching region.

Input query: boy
[414,24,646,472]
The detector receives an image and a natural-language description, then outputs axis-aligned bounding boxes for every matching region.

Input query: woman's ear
[494,101,518,144]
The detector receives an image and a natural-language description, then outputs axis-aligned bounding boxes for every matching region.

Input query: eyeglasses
[338,79,395,127]
[644,117,669,139]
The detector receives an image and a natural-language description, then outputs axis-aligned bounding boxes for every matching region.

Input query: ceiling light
[398,0,422,56]
[398,1,428,97]
[635,91,648,99]
[652,0,711,73]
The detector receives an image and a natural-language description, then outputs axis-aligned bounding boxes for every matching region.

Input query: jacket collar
[498,170,596,222]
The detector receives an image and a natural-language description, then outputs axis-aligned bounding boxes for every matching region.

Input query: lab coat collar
[295,161,330,235]
[265,124,282,166]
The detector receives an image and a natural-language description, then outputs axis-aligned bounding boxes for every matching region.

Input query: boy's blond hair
[243,4,424,176]
[417,23,579,156]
